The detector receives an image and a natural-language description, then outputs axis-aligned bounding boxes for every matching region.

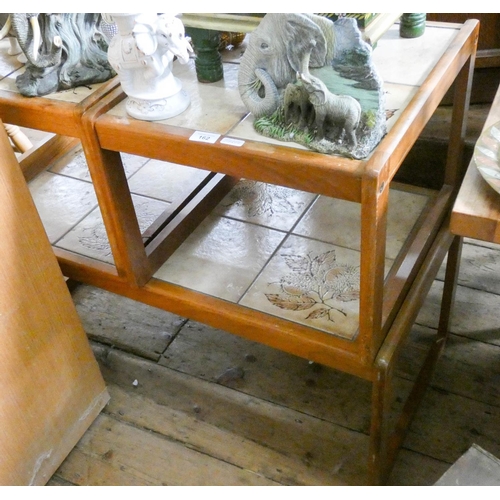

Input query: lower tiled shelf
[29,148,433,341]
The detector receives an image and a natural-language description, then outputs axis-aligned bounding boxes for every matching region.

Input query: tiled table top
[103,24,459,153]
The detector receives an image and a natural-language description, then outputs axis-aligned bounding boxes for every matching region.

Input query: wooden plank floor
[43,236,500,486]
[46,236,500,486]
[42,103,500,486]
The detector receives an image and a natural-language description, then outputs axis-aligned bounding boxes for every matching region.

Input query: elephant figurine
[240,14,386,158]
[130,14,193,81]
[298,72,361,147]
[1,13,115,97]
[238,13,335,119]
[107,13,192,121]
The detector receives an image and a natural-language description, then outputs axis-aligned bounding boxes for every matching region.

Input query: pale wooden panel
[181,13,401,45]
[0,119,108,485]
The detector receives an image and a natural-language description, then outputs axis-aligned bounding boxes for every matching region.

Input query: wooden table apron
[0,77,121,138]
[2,20,479,485]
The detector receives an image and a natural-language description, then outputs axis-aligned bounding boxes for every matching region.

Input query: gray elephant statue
[238,13,386,159]
[238,13,334,119]
[2,13,115,97]
[298,72,361,147]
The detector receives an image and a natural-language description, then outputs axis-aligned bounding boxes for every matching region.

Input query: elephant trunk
[11,13,62,68]
[238,62,280,119]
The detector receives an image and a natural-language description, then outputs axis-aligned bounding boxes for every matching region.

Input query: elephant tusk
[30,15,41,61]
[0,14,11,40]
[53,35,62,48]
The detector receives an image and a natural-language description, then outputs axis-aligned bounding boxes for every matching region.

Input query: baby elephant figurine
[299,73,361,147]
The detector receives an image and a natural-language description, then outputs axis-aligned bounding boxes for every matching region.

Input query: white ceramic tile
[50,149,149,181]
[382,82,419,133]
[214,180,317,231]
[373,24,459,86]
[294,196,361,252]
[293,188,429,260]
[28,171,98,243]
[239,235,362,340]
[44,83,105,103]
[108,59,248,135]
[154,214,286,302]
[127,159,211,202]
[55,194,170,264]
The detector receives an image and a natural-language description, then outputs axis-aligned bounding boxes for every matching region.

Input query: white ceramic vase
[106,13,191,121]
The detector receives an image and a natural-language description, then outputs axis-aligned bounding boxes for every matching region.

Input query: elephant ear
[312,87,327,105]
[285,14,327,73]
[300,74,326,105]
[133,16,157,55]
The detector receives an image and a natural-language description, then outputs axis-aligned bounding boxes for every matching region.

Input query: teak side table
[0,20,479,484]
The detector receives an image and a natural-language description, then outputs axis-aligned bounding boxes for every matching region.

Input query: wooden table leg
[369,224,458,484]
[80,92,153,287]
[436,235,462,338]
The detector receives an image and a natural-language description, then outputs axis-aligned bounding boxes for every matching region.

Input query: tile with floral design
[215,179,317,231]
[55,194,169,264]
[239,235,363,340]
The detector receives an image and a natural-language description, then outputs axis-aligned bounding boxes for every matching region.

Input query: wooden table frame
[1,20,479,484]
